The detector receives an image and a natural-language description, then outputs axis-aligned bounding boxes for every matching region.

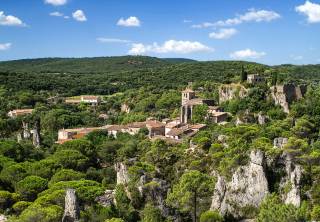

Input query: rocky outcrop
[95,190,115,207]
[31,119,41,148]
[210,150,269,218]
[141,178,171,217]
[219,84,248,103]
[235,110,255,125]
[121,103,131,113]
[115,162,130,185]
[270,84,307,113]
[257,112,268,125]
[273,137,288,149]
[280,153,302,207]
[62,189,80,222]
[0,215,7,222]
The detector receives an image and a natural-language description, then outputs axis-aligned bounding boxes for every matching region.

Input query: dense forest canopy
[1,56,320,222]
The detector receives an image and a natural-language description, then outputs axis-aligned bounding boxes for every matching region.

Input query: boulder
[0,215,7,222]
[95,190,115,207]
[273,137,288,149]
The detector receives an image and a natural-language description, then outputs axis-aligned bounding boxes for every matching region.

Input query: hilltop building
[65,95,102,105]
[247,74,265,84]
[180,87,228,124]
[180,87,215,124]
[8,109,34,118]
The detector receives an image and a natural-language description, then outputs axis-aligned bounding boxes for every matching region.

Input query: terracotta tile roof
[146,120,165,128]
[9,109,33,115]
[126,122,147,128]
[82,95,100,100]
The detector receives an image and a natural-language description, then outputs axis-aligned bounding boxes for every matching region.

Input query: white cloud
[296,1,320,23]
[0,43,11,51]
[50,11,63,17]
[50,11,69,19]
[230,49,266,59]
[45,0,67,6]
[193,9,280,28]
[128,40,213,55]
[97,38,131,44]
[209,28,238,39]
[0,11,25,26]
[183,19,192,23]
[72,10,87,22]
[117,16,140,27]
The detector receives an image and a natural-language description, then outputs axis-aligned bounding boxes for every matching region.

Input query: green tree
[16,176,48,201]
[48,169,85,187]
[167,170,215,222]
[192,104,209,124]
[200,210,223,222]
[240,66,248,82]
[141,203,163,222]
[257,194,298,222]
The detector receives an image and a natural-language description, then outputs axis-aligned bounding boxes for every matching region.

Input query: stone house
[65,95,101,105]
[247,74,265,84]
[180,87,214,124]
[8,109,34,118]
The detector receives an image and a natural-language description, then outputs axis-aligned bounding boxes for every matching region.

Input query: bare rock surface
[62,189,80,222]
[210,150,269,218]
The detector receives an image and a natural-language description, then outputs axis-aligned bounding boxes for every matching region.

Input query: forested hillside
[1,56,320,222]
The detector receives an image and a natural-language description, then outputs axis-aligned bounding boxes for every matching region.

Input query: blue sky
[0,0,320,65]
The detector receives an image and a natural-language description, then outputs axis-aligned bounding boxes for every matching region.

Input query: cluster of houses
[56,87,227,144]
[9,73,270,145]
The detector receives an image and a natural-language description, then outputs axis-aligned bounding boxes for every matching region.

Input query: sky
[0,0,320,65]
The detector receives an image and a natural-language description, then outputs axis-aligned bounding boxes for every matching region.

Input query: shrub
[200,210,223,222]
[16,176,48,201]
[49,169,85,187]
[12,201,32,214]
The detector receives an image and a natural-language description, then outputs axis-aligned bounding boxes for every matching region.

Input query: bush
[311,205,320,221]
[12,201,32,214]
[49,169,85,187]
[15,204,63,222]
[0,190,20,211]
[0,163,28,188]
[15,176,48,201]
[141,203,163,222]
[200,210,223,222]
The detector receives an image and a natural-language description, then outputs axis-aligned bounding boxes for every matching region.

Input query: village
[7,73,307,146]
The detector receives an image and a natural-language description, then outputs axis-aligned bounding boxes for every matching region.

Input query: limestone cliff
[210,150,269,218]
[270,84,307,113]
[219,84,248,103]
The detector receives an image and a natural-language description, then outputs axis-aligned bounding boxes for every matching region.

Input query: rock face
[31,119,41,148]
[121,103,131,113]
[280,153,302,207]
[210,150,269,218]
[219,84,248,103]
[0,215,7,222]
[257,112,268,125]
[141,178,171,217]
[95,190,115,207]
[62,189,80,222]
[115,162,130,185]
[270,84,307,113]
[273,137,288,149]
